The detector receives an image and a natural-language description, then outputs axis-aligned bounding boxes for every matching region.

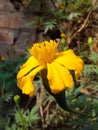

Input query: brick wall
[0,0,36,59]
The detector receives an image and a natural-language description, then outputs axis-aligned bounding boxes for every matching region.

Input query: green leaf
[67,12,81,20]
[44,20,57,33]
[30,103,40,115]
[74,85,84,97]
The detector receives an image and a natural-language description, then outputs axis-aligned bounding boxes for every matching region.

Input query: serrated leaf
[68,12,81,20]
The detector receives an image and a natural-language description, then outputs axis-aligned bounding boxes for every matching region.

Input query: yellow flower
[60,33,66,39]
[17,40,84,97]
[0,56,5,61]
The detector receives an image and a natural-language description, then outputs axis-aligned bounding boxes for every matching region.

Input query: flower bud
[88,37,93,46]
[61,38,66,44]
[60,33,66,38]
[14,95,20,105]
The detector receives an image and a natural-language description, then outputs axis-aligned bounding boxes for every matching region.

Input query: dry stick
[73,11,91,36]
[39,88,46,129]
[44,101,51,121]
[39,105,45,128]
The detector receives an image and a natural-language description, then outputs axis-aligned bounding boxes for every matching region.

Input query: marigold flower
[17,40,84,97]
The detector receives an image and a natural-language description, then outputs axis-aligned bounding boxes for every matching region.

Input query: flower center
[29,40,58,66]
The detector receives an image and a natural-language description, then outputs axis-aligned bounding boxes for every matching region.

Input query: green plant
[10,104,40,130]
[89,51,98,64]
[0,57,25,94]
[71,0,91,12]
[44,20,57,33]
[67,94,98,130]
[0,57,25,129]
[0,92,14,129]
[2,98,40,130]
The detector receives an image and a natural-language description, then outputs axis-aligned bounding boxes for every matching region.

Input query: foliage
[0,92,14,129]
[0,56,41,130]
[44,20,57,33]
[0,58,22,94]
[5,103,40,130]
[89,51,98,64]
[24,0,92,33]
[0,57,24,129]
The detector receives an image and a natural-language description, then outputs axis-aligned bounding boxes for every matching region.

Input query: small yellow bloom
[0,56,5,61]
[17,40,84,96]
[60,33,66,38]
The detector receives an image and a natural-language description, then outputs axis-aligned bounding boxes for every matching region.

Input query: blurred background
[0,0,98,129]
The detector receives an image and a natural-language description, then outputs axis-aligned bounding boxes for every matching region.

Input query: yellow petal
[28,65,44,78]
[55,50,84,79]
[17,65,44,96]
[17,56,40,78]
[47,62,73,94]
[21,77,34,97]
[17,77,22,89]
